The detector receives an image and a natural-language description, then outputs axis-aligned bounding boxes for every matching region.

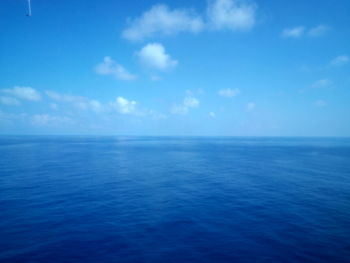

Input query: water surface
[0,136,349,262]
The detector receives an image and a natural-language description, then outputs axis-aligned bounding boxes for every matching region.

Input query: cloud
[89,100,102,112]
[138,43,178,70]
[121,1,257,41]
[282,24,330,39]
[207,0,256,31]
[31,114,74,126]
[95,57,136,80]
[281,26,305,38]
[311,78,332,88]
[170,105,189,115]
[110,97,137,114]
[247,102,256,111]
[122,4,204,41]
[330,55,349,67]
[45,91,103,112]
[183,96,199,108]
[218,88,240,97]
[1,86,41,101]
[45,91,160,117]
[171,95,199,115]
[307,24,330,37]
[0,96,21,106]
[209,112,216,118]
[147,110,168,120]
[0,111,28,126]
[314,100,327,107]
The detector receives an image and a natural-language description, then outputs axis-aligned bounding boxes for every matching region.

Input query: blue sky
[1,0,349,136]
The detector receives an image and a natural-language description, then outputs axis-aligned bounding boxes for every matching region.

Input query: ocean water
[0,136,350,263]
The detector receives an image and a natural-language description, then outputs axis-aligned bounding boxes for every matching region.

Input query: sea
[0,136,349,263]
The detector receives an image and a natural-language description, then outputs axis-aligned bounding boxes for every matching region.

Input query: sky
[0,0,350,136]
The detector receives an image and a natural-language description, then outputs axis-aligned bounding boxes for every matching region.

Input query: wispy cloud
[281,26,305,38]
[313,100,327,107]
[171,95,199,115]
[45,90,163,118]
[122,0,257,41]
[218,88,240,97]
[95,57,136,80]
[311,78,332,88]
[307,24,330,37]
[247,102,256,111]
[0,111,28,126]
[110,97,137,114]
[50,103,58,110]
[207,0,256,31]
[0,96,21,106]
[31,114,74,126]
[45,91,103,112]
[282,24,330,39]
[184,96,200,108]
[330,55,349,67]
[150,75,162,81]
[122,4,204,41]
[138,43,178,70]
[1,86,41,101]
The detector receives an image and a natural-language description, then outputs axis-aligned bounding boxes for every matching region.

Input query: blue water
[0,136,350,263]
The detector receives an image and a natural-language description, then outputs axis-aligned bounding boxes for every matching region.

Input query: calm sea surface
[0,136,349,262]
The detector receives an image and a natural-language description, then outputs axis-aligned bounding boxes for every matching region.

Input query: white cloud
[122,4,204,41]
[209,112,216,118]
[330,55,349,67]
[45,91,103,113]
[281,26,305,38]
[307,24,330,37]
[138,43,178,70]
[31,114,73,126]
[207,0,256,31]
[183,96,199,108]
[110,97,137,114]
[314,100,327,107]
[121,1,257,41]
[171,95,199,115]
[45,91,161,118]
[282,24,330,39]
[247,102,256,111]
[1,86,41,101]
[218,88,240,97]
[95,57,136,80]
[311,79,332,88]
[0,96,21,106]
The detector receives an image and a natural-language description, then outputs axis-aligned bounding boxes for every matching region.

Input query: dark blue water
[0,136,350,263]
